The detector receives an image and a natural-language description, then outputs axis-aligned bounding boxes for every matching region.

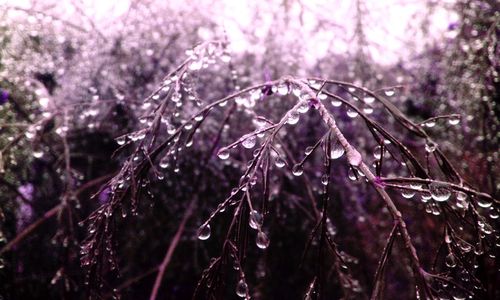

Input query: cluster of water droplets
[185,41,232,71]
[79,206,118,284]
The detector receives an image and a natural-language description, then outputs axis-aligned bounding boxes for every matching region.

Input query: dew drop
[425,142,437,153]
[402,190,416,199]
[256,231,270,249]
[197,224,211,240]
[445,253,457,268]
[159,157,169,169]
[331,100,342,107]
[116,136,126,145]
[448,118,460,125]
[363,96,375,104]
[421,192,432,202]
[217,149,230,160]
[456,192,467,201]
[167,124,176,135]
[305,146,314,155]
[242,135,256,149]
[410,183,422,190]
[236,279,248,298]
[330,142,345,159]
[277,84,289,95]
[321,174,329,186]
[249,210,263,230]
[274,157,285,168]
[297,102,310,114]
[33,150,44,158]
[477,198,493,208]
[188,60,203,71]
[292,164,303,176]
[458,240,472,253]
[430,185,451,202]
[363,107,374,114]
[424,121,436,128]
[287,111,300,125]
[171,92,181,103]
[25,130,36,140]
[348,168,357,181]
[346,109,359,118]
[384,88,395,97]
[373,146,383,160]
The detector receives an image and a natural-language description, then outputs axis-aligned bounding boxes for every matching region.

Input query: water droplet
[384,88,395,97]
[346,109,358,118]
[116,136,126,145]
[249,210,263,230]
[277,84,289,95]
[458,240,472,253]
[363,96,375,104]
[188,59,203,71]
[242,135,256,149]
[425,142,437,153]
[373,146,383,160]
[321,174,329,185]
[171,92,181,102]
[33,150,44,158]
[330,142,345,159]
[402,190,416,199]
[421,192,432,202]
[331,100,342,107]
[363,107,374,114]
[430,185,451,202]
[292,164,303,176]
[287,111,300,125]
[424,121,436,128]
[167,124,176,135]
[217,149,230,160]
[236,279,248,298]
[477,198,492,208]
[480,223,493,234]
[348,168,357,181]
[256,231,270,249]
[197,224,211,240]
[456,192,467,201]
[297,102,310,113]
[25,130,36,140]
[159,157,169,169]
[274,157,285,168]
[410,183,422,190]
[448,118,460,125]
[445,253,457,268]
[305,146,314,155]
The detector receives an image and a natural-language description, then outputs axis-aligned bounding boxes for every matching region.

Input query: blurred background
[0,0,498,299]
